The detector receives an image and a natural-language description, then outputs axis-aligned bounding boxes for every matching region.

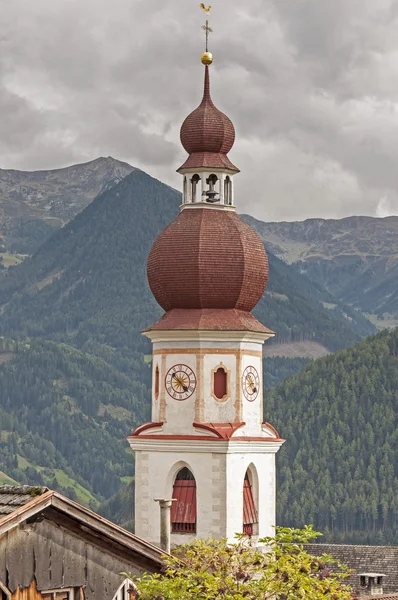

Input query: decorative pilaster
[195,353,205,423]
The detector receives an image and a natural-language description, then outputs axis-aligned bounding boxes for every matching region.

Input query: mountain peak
[0,157,136,251]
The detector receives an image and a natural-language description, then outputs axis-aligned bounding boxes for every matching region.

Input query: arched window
[206,174,219,203]
[224,176,232,205]
[154,365,160,400]
[171,467,197,533]
[213,365,228,401]
[191,174,200,203]
[183,176,188,203]
[243,470,258,536]
[207,174,218,191]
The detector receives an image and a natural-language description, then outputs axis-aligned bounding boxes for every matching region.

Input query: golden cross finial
[200,4,213,53]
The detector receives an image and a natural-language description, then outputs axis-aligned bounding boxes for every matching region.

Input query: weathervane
[200,4,213,65]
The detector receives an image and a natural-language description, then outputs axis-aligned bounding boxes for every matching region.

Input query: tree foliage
[0,339,149,500]
[266,327,398,544]
[0,171,372,353]
[132,527,353,599]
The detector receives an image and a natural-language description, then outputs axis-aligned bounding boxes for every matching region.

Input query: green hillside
[0,339,149,503]
[0,170,373,354]
[0,169,377,513]
[265,327,398,544]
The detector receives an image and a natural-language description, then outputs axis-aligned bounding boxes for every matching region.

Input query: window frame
[0,582,11,600]
[41,589,75,600]
[171,467,197,534]
[212,363,230,402]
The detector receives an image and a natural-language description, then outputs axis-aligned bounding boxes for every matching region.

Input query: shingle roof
[0,487,165,570]
[0,485,49,516]
[147,208,269,313]
[305,543,398,595]
[364,596,398,599]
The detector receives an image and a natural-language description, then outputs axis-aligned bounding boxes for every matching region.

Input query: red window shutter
[243,478,258,535]
[214,368,227,399]
[171,479,197,532]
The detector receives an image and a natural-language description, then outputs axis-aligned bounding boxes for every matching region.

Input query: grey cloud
[1,0,398,220]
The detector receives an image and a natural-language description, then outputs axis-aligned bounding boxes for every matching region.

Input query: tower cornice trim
[128,438,285,454]
[152,348,263,357]
[143,329,273,343]
[180,202,236,212]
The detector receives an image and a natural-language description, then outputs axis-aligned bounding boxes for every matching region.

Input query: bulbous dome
[147,209,269,312]
[180,66,235,156]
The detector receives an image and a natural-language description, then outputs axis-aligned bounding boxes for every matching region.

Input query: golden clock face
[242,366,260,402]
[165,364,197,401]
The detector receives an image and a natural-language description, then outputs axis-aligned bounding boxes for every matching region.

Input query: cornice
[128,437,284,455]
[143,330,271,344]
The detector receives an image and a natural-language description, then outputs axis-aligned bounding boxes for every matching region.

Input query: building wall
[0,520,144,600]
[150,337,265,434]
[134,446,277,546]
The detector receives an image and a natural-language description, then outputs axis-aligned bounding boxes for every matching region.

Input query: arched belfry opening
[171,467,197,533]
[183,176,188,203]
[205,174,219,203]
[191,174,201,203]
[224,176,232,205]
[243,469,258,536]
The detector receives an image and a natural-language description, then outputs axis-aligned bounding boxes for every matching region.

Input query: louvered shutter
[243,477,258,536]
[171,479,197,532]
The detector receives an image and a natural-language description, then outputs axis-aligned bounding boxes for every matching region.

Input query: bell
[206,189,220,203]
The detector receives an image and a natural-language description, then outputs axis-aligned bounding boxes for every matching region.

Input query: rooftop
[0,485,49,516]
[305,543,398,595]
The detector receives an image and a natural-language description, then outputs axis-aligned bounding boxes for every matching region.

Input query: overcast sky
[1,0,398,221]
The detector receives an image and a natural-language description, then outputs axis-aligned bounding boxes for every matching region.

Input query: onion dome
[179,67,239,172]
[147,208,268,312]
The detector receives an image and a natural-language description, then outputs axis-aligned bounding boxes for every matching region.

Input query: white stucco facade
[129,330,284,547]
[132,439,281,546]
[178,166,236,209]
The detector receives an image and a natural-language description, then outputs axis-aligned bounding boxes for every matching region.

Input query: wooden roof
[305,543,398,595]
[0,485,49,516]
[0,485,165,571]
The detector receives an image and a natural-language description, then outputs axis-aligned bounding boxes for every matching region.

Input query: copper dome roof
[147,208,269,312]
[179,67,238,172]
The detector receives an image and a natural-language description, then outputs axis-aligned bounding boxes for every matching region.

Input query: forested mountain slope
[265,327,398,544]
[245,215,398,327]
[0,170,373,354]
[0,157,135,254]
[0,339,149,504]
[0,169,377,514]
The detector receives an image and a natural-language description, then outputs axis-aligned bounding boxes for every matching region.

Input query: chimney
[358,573,385,596]
[154,499,175,554]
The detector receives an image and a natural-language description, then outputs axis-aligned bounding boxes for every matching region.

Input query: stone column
[154,499,175,553]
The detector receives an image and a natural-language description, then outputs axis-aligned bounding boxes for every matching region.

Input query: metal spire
[200,4,213,65]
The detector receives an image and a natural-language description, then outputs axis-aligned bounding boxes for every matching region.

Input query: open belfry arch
[128,5,284,547]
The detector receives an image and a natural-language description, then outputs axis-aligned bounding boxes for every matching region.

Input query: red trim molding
[130,422,163,437]
[193,422,245,440]
[262,421,281,439]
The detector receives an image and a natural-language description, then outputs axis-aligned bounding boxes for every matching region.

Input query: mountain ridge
[0,156,136,253]
[0,169,373,353]
[244,214,398,327]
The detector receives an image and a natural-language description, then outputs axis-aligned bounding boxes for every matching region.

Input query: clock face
[165,364,197,401]
[242,366,260,402]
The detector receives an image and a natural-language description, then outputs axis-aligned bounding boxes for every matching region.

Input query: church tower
[129,7,284,547]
